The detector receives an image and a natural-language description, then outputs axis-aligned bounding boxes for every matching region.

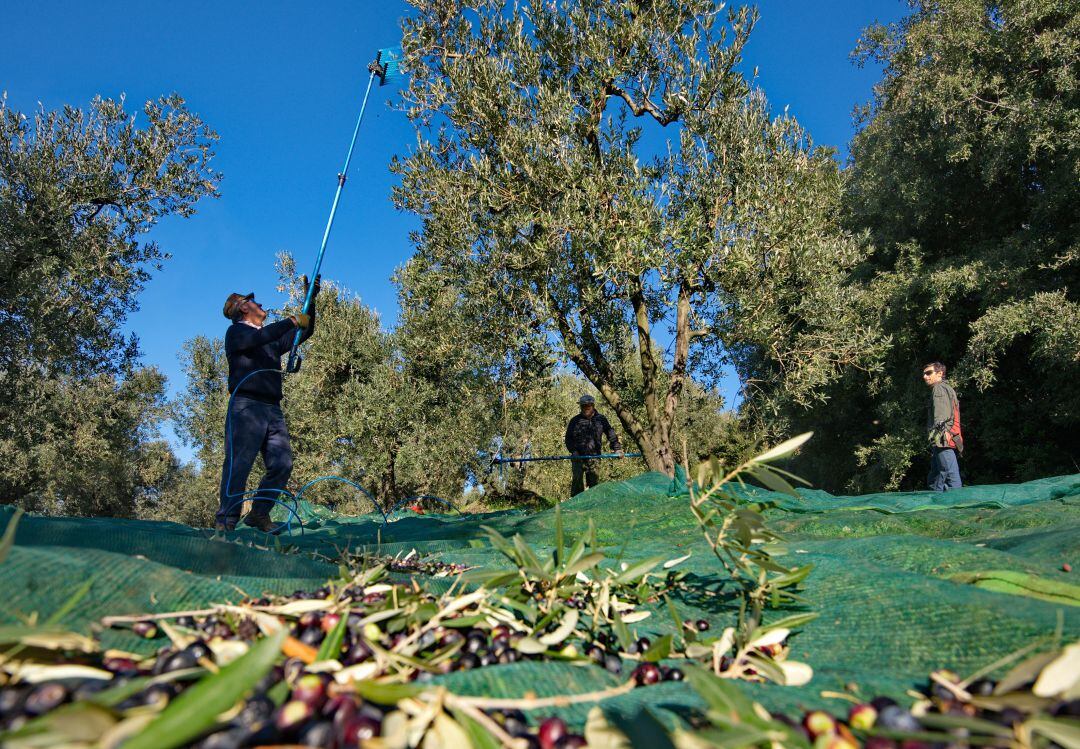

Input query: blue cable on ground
[220,367,391,536]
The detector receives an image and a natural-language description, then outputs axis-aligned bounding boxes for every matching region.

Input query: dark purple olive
[161,648,199,673]
[458,653,481,670]
[103,656,140,675]
[695,619,710,632]
[870,696,897,711]
[345,640,374,664]
[275,700,314,733]
[140,682,177,707]
[133,620,158,639]
[298,720,335,747]
[341,714,381,744]
[184,640,213,663]
[441,629,465,647]
[1053,699,1080,717]
[358,702,385,721]
[192,726,249,749]
[283,657,307,684]
[877,705,921,732]
[0,686,29,719]
[254,665,284,694]
[298,627,325,647]
[538,716,568,749]
[491,635,510,654]
[322,693,357,720]
[24,683,68,716]
[603,654,622,675]
[465,632,487,653]
[666,667,685,682]
[236,618,260,640]
[291,673,329,709]
[236,694,275,728]
[633,662,662,686]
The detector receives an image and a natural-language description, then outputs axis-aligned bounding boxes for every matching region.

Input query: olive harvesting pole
[286,51,391,373]
[491,453,643,465]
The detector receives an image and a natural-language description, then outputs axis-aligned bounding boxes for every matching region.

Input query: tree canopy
[0,94,219,513]
[760,0,1079,491]
[393,0,878,476]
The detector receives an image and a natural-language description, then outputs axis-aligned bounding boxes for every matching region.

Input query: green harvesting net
[1,471,1077,722]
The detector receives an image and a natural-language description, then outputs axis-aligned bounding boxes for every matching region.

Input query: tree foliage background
[392,0,879,476]
[0,94,219,515]
[3,0,1077,521]
[755,0,1079,491]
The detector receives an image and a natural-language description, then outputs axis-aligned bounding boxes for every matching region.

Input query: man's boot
[243,513,282,535]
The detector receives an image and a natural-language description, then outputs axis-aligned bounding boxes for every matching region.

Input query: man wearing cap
[922,360,963,491]
[564,394,622,497]
[216,277,320,533]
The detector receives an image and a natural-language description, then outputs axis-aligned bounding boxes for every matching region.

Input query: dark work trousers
[570,458,600,497]
[927,447,962,492]
[217,396,294,525]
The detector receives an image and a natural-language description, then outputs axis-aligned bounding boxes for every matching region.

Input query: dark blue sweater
[225,316,313,404]
[564,412,621,455]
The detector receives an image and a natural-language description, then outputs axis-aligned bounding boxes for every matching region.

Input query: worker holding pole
[217,277,319,533]
[565,395,623,497]
[210,49,402,535]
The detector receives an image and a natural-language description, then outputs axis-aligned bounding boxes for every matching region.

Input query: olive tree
[0,94,219,513]
[773,0,1079,491]
[393,0,876,476]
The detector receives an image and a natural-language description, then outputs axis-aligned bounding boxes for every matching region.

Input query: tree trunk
[379,440,400,506]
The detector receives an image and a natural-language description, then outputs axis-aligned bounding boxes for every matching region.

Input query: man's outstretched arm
[227,319,298,356]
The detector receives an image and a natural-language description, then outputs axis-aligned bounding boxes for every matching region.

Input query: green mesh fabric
[1,471,1077,721]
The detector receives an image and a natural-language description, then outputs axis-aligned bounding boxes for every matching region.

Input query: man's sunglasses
[922,370,935,376]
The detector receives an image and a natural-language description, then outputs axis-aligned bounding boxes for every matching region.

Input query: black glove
[302,274,322,300]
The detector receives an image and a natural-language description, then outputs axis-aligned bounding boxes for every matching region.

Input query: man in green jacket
[922,361,963,491]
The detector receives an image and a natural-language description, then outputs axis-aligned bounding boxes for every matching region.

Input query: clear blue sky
[2,1,905,458]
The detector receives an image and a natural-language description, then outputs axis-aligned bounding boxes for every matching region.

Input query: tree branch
[545,290,658,466]
[630,276,661,438]
[605,83,681,126]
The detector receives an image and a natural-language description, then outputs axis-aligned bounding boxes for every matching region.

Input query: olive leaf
[0,702,117,748]
[0,508,24,565]
[122,628,286,749]
[315,611,349,662]
[449,708,501,749]
[642,635,673,662]
[1026,717,1080,749]
[1032,641,1080,698]
[0,626,97,653]
[539,608,579,646]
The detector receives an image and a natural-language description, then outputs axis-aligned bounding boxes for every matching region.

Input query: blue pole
[492,453,643,465]
[287,56,385,373]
